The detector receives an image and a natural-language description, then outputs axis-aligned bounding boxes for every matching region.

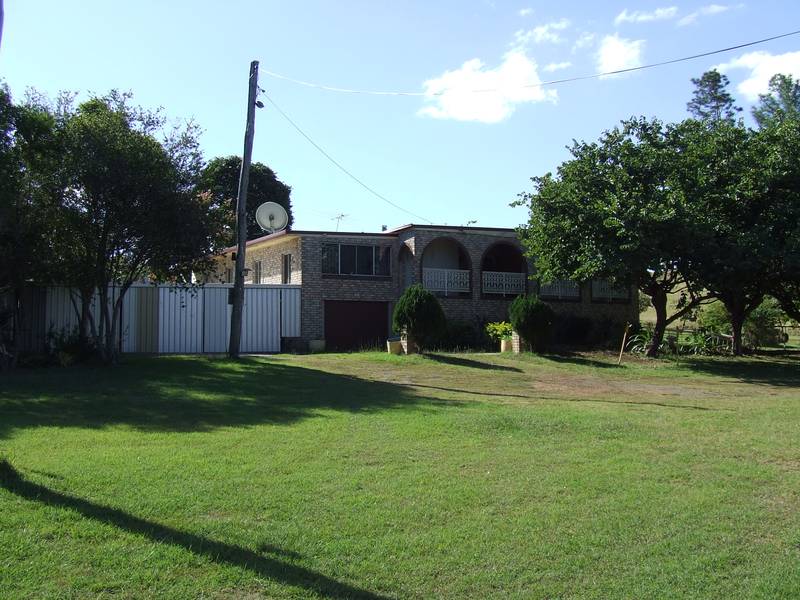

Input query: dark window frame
[281,254,292,284]
[322,243,391,277]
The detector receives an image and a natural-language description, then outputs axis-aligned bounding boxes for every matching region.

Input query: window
[322,244,391,277]
[281,254,292,284]
[225,268,232,284]
[591,279,630,302]
[253,260,262,284]
[538,279,581,300]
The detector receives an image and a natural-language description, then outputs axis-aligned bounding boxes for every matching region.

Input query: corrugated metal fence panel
[203,286,231,353]
[280,287,301,338]
[18,287,47,353]
[44,287,80,335]
[19,283,301,354]
[158,287,203,353]
[241,287,281,353]
[120,287,138,353]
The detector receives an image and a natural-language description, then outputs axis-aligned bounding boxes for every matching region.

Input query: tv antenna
[255,201,289,233]
[332,213,348,231]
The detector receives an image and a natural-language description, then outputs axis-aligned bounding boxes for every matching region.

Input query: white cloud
[544,61,572,73]
[518,7,533,17]
[678,4,734,26]
[515,18,571,46]
[614,6,678,25]
[716,50,800,101]
[596,34,645,75]
[419,50,557,124]
[572,32,596,53]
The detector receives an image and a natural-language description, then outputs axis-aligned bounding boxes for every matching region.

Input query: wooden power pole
[228,60,259,359]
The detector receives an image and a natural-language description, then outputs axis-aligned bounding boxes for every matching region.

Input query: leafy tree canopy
[199,156,293,242]
[515,116,711,356]
[752,74,800,128]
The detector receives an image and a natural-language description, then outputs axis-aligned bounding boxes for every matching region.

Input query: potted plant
[485,321,513,352]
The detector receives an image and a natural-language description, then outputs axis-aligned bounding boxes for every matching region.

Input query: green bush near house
[509,294,555,352]
[392,284,446,352]
[484,321,513,343]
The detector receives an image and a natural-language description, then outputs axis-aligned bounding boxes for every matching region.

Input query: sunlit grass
[2,351,799,598]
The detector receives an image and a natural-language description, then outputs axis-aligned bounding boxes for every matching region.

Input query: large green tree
[199,155,292,241]
[677,119,775,355]
[516,117,711,357]
[0,87,63,366]
[55,92,228,362]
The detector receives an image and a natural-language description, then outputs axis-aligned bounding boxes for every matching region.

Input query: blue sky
[2,1,799,232]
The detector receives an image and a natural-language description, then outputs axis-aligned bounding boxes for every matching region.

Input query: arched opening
[481,242,527,296]
[420,237,471,296]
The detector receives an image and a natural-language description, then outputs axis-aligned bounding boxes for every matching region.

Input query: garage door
[324,300,389,351]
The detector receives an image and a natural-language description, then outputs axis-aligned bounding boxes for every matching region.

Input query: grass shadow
[424,354,522,372]
[539,352,622,369]
[0,356,442,440]
[0,460,390,599]
[677,354,800,387]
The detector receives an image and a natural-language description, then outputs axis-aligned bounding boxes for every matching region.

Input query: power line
[259,91,434,224]
[261,29,800,96]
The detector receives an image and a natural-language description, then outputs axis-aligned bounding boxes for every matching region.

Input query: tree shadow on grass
[538,352,622,369]
[423,354,522,372]
[676,354,800,388]
[0,461,391,600]
[0,356,454,440]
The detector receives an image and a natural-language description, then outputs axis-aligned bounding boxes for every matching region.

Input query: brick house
[210,224,638,351]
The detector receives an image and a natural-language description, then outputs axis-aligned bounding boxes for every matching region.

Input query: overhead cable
[260,91,434,224]
[261,29,800,96]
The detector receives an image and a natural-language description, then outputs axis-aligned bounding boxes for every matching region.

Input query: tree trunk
[730,310,745,356]
[646,288,668,358]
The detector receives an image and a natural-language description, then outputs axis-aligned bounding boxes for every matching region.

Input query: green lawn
[2,351,799,599]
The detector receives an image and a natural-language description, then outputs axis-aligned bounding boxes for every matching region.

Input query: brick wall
[300,234,398,343]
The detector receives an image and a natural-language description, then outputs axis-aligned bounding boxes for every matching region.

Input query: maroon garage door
[324,300,389,351]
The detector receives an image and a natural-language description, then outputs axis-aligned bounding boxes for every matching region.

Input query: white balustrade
[422,268,470,295]
[482,271,526,295]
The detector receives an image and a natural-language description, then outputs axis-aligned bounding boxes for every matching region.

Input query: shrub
[429,321,490,352]
[744,297,787,348]
[392,284,446,352]
[698,298,786,349]
[46,327,97,366]
[485,321,513,343]
[508,295,554,352]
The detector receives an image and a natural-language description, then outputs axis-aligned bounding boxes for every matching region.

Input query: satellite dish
[255,202,289,233]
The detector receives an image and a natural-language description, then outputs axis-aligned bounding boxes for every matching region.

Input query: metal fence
[14,284,301,354]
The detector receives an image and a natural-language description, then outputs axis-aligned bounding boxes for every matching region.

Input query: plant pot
[401,334,417,355]
[500,338,513,353]
[386,340,403,355]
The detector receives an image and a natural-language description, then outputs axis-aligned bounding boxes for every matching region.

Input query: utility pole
[228,60,259,359]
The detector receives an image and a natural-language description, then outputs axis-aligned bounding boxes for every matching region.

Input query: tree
[0,87,63,366]
[55,92,228,362]
[392,284,445,352]
[687,69,742,122]
[677,118,790,355]
[516,117,711,357]
[199,156,292,242]
[752,74,800,128]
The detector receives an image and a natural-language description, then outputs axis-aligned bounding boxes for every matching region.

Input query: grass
[1,351,799,599]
